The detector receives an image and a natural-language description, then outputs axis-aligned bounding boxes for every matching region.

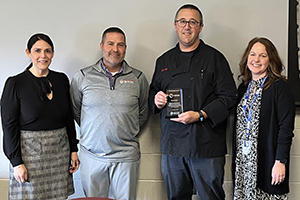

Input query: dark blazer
[232,78,295,195]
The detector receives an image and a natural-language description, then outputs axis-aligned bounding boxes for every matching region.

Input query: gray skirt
[9,127,74,200]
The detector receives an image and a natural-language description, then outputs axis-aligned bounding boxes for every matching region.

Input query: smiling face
[100,32,126,72]
[26,40,54,76]
[174,8,203,52]
[247,42,269,80]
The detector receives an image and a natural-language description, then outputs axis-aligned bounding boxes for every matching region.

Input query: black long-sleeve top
[1,66,78,167]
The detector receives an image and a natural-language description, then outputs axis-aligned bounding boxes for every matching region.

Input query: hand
[154,91,167,109]
[271,160,286,185]
[69,152,80,173]
[170,111,200,124]
[13,164,28,183]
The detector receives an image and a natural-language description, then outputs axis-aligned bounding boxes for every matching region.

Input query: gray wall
[0,1,293,199]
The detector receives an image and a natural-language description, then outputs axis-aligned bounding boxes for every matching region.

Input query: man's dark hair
[101,27,126,44]
[174,4,203,25]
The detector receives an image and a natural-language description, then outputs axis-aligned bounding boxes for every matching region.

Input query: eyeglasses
[175,19,200,28]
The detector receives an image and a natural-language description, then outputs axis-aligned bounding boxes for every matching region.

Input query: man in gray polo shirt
[70,27,149,200]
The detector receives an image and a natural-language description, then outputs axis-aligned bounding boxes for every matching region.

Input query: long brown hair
[238,37,286,89]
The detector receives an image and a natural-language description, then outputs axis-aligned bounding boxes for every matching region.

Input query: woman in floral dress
[233,37,295,200]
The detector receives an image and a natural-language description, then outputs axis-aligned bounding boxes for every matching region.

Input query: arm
[172,53,237,125]
[1,77,29,183]
[149,59,165,114]
[62,74,79,153]
[1,77,23,167]
[62,74,80,173]
[275,81,295,161]
[271,80,295,185]
[201,53,237,127]
[138,73,149,127]
[70,71,83,126]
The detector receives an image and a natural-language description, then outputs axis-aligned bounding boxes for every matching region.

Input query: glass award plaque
[166,88,183,118]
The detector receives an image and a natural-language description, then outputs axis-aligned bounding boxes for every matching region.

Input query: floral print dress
[234,77,288,200]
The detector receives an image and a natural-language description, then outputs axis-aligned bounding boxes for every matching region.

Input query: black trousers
[161,154,226,200]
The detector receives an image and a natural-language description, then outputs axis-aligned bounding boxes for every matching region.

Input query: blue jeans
[161,154,225,200]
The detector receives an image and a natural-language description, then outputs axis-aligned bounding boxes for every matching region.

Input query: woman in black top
[1,33,80,199]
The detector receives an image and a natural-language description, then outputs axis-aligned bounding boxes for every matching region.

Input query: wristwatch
[198,111,205,122]
[278,159,287,165]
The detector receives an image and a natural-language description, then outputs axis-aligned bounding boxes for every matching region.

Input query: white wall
[0,0,288,86]
[0,0,294,199]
